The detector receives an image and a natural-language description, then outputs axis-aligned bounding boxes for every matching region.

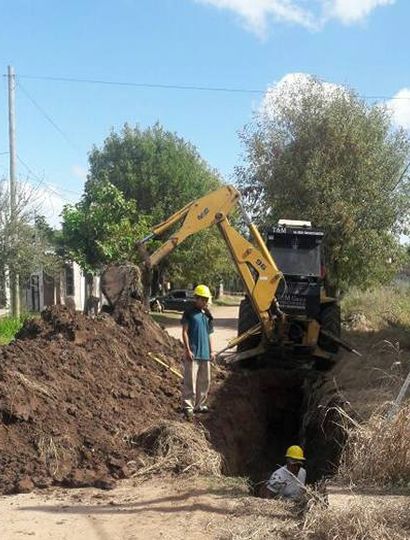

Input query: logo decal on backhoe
[256,258,267,271]
[197,207,210,220]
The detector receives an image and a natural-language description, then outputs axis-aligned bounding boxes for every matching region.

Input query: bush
[0,314,30,345]
[338,402,410,489]
[342,284,410,331]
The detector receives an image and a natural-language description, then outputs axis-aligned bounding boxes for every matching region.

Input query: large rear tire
[237,297,261,352]
[318,302,341,354]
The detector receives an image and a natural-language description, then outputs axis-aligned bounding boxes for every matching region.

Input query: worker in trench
[261,445,307,500]
[181,284,216,419]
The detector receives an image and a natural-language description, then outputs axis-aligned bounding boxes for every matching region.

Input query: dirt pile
[0,303,184,494]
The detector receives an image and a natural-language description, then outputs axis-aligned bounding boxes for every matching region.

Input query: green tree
[62,179,151,273]
[84,123,234,290]
[237,75,410,293]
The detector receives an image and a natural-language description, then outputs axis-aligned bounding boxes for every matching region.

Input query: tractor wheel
[318,302,341,354]
[237,297,261,352]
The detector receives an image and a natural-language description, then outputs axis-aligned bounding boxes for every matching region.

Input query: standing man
[181,284,215,419]
[262,446,307,500]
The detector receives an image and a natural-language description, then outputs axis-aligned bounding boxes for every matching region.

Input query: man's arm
[209,333,216,361]
[207,311,216,361]
[265,470,286,498]
[182,323,194,361]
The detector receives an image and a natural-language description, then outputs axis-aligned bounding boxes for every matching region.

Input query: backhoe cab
[237,220,343,366]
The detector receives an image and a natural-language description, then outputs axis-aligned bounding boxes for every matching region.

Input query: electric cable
[15,74,263,94]
[9,73,410,102]
[17,154,77,201]
[16,80,83,155]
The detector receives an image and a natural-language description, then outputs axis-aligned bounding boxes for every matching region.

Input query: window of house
[65,263,75,296]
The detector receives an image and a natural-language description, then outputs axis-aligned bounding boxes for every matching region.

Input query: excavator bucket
[101,264,147,309]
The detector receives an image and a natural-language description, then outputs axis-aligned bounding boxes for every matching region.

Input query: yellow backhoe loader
[101,185,360,366]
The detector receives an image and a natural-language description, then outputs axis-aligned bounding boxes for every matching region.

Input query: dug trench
[204,363,346,490]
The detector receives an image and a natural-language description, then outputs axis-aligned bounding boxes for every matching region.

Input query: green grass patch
[0,314,31,345]
[342,283,410,330]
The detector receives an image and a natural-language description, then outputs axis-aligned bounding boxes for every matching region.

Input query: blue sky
[0,0,409,225]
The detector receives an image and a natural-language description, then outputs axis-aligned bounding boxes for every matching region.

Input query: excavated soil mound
[0,303,184,494]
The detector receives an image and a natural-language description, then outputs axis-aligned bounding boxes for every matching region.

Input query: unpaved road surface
[0,476,292,540]
[1,305,409,539]
[0,478,230,540]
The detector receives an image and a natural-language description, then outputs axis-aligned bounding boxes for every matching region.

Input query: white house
[24,261,99,312]
[0,261,98,315]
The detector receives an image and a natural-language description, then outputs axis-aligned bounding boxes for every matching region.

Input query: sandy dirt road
[0,478,241,540]
[2,475,407,540]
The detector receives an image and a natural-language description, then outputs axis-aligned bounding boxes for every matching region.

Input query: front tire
[318,302,341,354]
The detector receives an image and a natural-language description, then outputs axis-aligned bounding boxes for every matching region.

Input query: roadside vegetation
[342,283,410,331]
[338,402,410,490]
[297,398,410,540]
[0,182,62,317]
[0,314,29,345]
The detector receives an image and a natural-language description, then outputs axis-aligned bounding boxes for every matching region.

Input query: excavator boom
[102,185,283,341]
[138,185,283,338]
[140,185,239,266]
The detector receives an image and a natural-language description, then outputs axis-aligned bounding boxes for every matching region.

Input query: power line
[10,73,410,101]
[17,154,45,187]
[52,184,82,196]
[16,154,79,201]
[16,80,83,155]
[14,74,263,94]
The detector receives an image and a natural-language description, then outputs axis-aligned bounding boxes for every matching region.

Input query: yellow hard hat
[285,445,305,461]
[194,284,212,299]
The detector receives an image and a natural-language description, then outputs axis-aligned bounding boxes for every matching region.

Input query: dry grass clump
[129,420,223,477]
[217,497,299,540]
[300,498,410,540]
[338,402,410,488]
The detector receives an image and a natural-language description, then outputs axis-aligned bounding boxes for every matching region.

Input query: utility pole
[8,65,19,317]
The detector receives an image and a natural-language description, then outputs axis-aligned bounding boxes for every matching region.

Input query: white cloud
[71,164,88,181]
[27,181,80,228]
[196,0,395,35]
[197,0,317,34]
[1,180,68,228]
[387,88,410,131]
[324,0,395,24]
[36,186,68,228]
[261,72,344,118]
[22,182,68,228]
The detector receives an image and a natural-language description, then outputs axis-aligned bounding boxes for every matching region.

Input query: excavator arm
[136,185,283,340]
